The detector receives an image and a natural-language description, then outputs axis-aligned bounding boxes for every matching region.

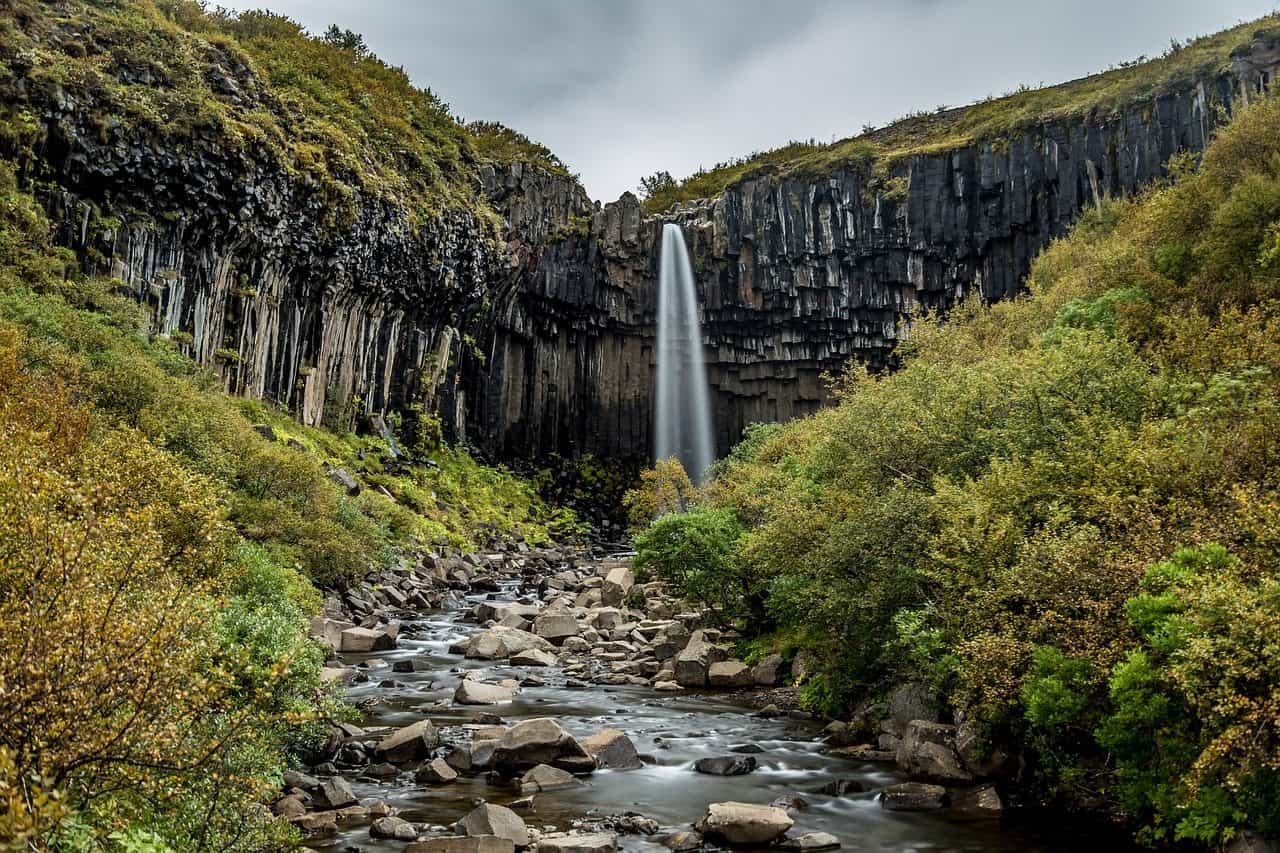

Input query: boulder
[600,567,634,607]
[312,776,357,810]
[663,831,702,852]
[511,648,558,667]
[880,782,947,811]
[708,661,753,688]
[272,794,307,818]
[951,784,1004,820]
[694,756,757,776]
[492,718,591,773]
[456,803,530,847]
[520,763,581,793]
[885,683,939,736]
[371,816,419,841]
[416,757,459,784]
[580,728,642,770]
[674,631,727,688]
[290,811,338,835]
[695,802,793,845]
[536,833,618,853]
[751,653,786,686]
[769,793,810,812]
[310,616,355,648]
[779,832,841,851]
[407,837,515,853]
[896,720,971,783]
[467,627,554,660]
[340,626,396,653]
[456,679,518,705]
[815,778,863,796]
[374,719,440,763]
[532,612,581,644]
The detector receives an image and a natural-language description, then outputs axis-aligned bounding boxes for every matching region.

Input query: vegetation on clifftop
[639,14,1280,213]
[635,94,1280,846]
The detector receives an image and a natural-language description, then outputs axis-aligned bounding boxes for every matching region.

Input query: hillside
[634,87,1280,847]
[641,14,1280,213]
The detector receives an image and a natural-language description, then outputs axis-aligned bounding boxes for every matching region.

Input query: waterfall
[655,223,714,483]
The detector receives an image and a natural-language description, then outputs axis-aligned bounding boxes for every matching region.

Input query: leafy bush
[622,457,698,531]
[632,507,755,625]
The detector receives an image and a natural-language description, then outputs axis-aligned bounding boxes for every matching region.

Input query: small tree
[637,170,676,200]
[322,24,368,58]
[622,457,697,531]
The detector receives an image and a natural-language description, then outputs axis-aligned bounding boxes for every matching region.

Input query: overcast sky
[217,0,1276,201]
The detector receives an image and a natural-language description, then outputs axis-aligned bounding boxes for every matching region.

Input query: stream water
[318,579,1134,853]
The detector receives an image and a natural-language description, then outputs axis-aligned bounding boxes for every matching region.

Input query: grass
[641,14,1280,213]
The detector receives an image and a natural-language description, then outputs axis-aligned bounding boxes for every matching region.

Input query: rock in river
[456,802,530,847]
[580,728,642,770]
[373,719,440,763]
[695,802,793,845]
[492,718,592,773]
[694,756,757,776]
[521,763,581,793]
[536,832,618,853]
[407,837,514,853]
[455,678,518,705]
[880,782,948,812]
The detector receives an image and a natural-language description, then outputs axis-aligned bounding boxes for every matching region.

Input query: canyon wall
[12,32,1280,465]
[464,42,1280,461]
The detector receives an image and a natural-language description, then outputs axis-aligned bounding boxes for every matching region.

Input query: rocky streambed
[281,547,1135,852]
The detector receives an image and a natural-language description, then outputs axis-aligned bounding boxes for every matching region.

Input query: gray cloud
[216,0,1276,201]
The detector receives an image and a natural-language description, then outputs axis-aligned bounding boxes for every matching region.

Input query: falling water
[655,223,714,483]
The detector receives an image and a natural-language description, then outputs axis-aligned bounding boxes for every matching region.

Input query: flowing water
[655,223,715,483]
[319,578,1135,853]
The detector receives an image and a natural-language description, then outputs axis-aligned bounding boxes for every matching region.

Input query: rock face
[13,4,1280,468]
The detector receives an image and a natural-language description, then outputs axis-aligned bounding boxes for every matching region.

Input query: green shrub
[633,506,754,626]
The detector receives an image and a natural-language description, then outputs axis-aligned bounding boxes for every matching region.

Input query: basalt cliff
[7,4,1280,464]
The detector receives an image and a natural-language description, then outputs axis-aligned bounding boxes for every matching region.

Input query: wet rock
[707,661,753,688]
[340,625,396,652]
[580,728,642,770]
[730,744,764,754]
[456,802,530,847]
[536,832,618,853]
[290,811,338,836]
[311,776,357,810]
[694,756,757,776]
[778,832,841,851]
[896,721,971,783]
[371,815,419,841]
[653,681,683,692]
[769,793,810,812]
[493,718,591,773]
[374,719,440,763]
[407,836,515,853]
[663,830,703,852]
[695,802,793,845]
[757,704,782,718]
[814,779,863,796]
[522,763,581,793]
[393,659,417,673]
[416,757,460,784]
[600,567,634,607]
[455,679,518,705]
[511,648,558,667]
[950,784,1004,820]
[880,782,948,812]
[828,745,896,763]
[362,762,401,780]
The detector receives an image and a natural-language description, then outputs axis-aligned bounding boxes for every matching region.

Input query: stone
[532,612,581,644]
[511,648,558,667]
[536,833,618,853]
[416,757,460,784]
[674,631,727,687]
[456,679,518,705]
[779,832,841,851]
[283,769,320,790]
[695,802,793,845]
[312,776,357,810]
[393,659,417,673]
[600,567,634,607]
[407,837,515,853]
[886,683,939,736]
[310,616,355,648]
[340,625,395,653]
[707,661,753,688]
[880,782,948,812]
[492,718,591,772]
[694,756,757,776]
[580,728,642,770]
[828,745,897,763]
[663,831,703,852]
[467,627,554,660]
[374,719,440,763]
[752,653,786,686]
[272,794,307,818]
[769,793,810,812]
[653,681,682,692]
[521,763,581,793]
[371,815,419,841]
[290,811,338,835]
[896,720,971,783]
[326,465,360,496]
[950,784,1004,820]
[456,802,530,847]
[363,762,401,779]
[815,779,863,796]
